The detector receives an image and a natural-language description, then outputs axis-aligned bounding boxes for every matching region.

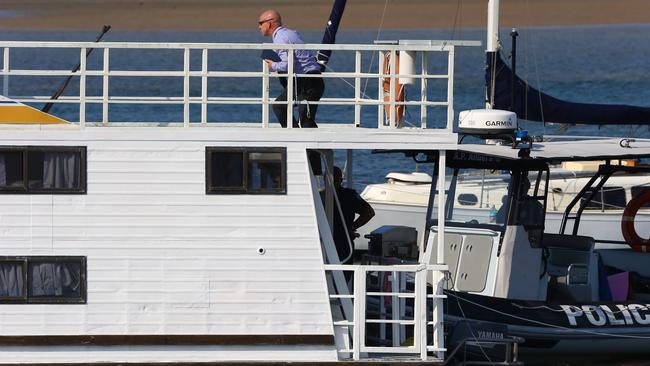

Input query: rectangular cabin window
[0,146,86,194]
[206,147,286,194]
[582,186,626,210]
[0,257,86,304]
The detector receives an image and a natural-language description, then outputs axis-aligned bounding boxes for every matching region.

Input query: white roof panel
[460,138,650,162]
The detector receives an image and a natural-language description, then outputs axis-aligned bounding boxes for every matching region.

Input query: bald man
[258,9,324,128]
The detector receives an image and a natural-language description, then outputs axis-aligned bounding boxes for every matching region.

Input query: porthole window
[457,193,478,206]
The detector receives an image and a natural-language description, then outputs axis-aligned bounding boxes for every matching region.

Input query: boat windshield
[428,168,511,229]
[427,168,548,232]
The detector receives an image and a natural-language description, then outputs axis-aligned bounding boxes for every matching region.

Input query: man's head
[258,9,282,37]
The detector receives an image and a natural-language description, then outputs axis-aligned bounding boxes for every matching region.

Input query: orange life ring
[382,52,405,126]
[621,188,650,252]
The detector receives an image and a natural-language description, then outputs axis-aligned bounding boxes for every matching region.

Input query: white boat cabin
[0,39,486,364]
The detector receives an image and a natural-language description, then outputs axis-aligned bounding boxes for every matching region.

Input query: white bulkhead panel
[0,130,332,337]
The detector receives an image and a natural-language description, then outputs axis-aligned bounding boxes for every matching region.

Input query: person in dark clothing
[328,166,375,265]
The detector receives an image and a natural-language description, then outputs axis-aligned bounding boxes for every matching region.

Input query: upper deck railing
[0,40,479,130]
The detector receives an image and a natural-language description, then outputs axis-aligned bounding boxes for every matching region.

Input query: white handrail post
[391,270,400,347]
[3,47,9,96]
[102,48,109,126]
[420,51,428,129]
[377,51,385,129]
[354,50,361,127]
[352,266,363,360]
[446,47,455,131]
[389,49,397,128]
[201,48,208,125]
[286,50,294,129]
[416,269,428,360]
[432,269,445,360]
[79,47,86,127]
[262,59,269,128]
[437,150,446,264]
[183,47,190,127]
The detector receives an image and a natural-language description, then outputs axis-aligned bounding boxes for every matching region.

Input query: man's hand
[264,59,274,70]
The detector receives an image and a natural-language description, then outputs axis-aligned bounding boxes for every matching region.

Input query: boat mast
[486,0,500,108]
[487,0,500,53]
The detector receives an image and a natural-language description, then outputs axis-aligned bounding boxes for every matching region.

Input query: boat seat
[543,234,598,301]
[542,233,594,252]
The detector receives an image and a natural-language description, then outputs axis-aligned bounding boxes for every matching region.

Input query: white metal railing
[0,40,479,129]
[324,263,447,361]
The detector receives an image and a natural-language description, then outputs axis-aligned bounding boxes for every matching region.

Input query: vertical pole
[3,48,9,96]
[183,47,190,127]
[432,270,445,360]
[345,149,353,188]
[487,0,501,52]
[436,151,446,264]
[509,29,518,112]
[391,270,400,347]
[377,51,384,129]
[389,49,396,128]
[79,48,86,127]
[286,50,294,128]
[420,51,428,129]
[325,150,334,233]
[102,48,109,125]
[417,269,428,360]
[201,48,208,125]
[262,58,270,128]
[446,47,455,132]
[354,50,361,127]
[352,266,364,361]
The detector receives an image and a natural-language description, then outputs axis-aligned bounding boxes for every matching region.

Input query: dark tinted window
[0,257,86,304]
[207,147,286,194]
[0,151,23,188]
[582,186,626,210]
[248,152,283,190]
[210,151,244,189]
[0,261,26,299]
[0,147,86,193]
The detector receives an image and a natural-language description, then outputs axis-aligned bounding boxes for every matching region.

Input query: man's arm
[352,197,375,231]
[271,48,288,72]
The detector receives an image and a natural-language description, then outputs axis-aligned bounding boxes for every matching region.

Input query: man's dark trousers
[273,73,324,128]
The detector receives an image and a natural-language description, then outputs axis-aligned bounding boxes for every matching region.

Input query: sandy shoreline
[1,0,650,31]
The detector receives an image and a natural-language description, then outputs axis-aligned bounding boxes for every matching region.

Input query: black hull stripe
[0,335,334,346]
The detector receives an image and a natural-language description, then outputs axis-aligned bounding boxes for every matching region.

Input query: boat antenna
[42,25,111,113]
[509,28,518,112]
